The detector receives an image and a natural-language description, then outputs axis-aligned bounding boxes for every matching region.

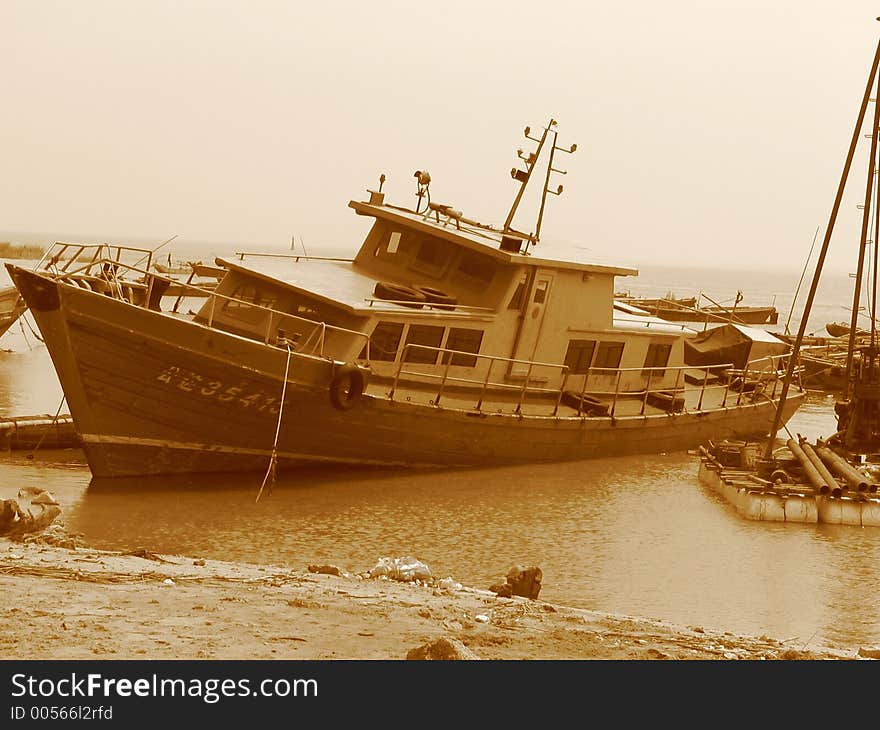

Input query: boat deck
[365,375,772,419]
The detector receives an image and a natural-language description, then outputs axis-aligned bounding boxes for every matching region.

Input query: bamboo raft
[0,414,80,450]
[697,439,880,527]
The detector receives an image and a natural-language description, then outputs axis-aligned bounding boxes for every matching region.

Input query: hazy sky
[3,1,880,274]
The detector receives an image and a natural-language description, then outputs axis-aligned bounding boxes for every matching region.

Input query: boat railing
[389,344,573,414]
[233,252,355,263]
[389,344,799,417]
[41,256,371,360]
[37,242,155,275]
[363,297,495,314]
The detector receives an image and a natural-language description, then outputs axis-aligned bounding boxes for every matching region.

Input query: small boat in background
[617,291,778,325]
[826,321,869,338]
[0,285,26,339]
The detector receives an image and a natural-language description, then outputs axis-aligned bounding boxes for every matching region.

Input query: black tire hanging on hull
[329,363,368,410]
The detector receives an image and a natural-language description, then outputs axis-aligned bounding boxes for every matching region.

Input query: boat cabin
[192,189,698,405]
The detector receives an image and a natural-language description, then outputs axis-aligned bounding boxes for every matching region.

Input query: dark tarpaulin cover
[683,323,787,369]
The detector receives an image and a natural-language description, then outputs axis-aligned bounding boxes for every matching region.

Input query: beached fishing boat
[618,292,778,325]
[0,285,26,339]
[6,120,803,479]
[697,34,880,526]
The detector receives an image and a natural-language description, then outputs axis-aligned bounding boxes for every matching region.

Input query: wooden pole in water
[764,36,880,459]
[845,62,880,395]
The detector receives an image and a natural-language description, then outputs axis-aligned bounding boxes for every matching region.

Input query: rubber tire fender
[411,284,458,309]
[329,363,368,411]
[372,281,426,308]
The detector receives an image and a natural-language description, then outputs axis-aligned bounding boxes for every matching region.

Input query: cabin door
[510,270,554,378]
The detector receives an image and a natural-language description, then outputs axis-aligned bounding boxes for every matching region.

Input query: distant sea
[0,228,863,338]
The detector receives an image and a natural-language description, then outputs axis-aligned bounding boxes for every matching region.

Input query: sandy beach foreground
[0,537,863,661]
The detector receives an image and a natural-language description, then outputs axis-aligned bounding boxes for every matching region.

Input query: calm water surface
[2,261,879,650]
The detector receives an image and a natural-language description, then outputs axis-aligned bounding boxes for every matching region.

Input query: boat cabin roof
[215,256,492,318]
[349,200,638,278]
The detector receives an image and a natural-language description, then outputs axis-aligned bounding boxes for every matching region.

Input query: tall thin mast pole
[874,138,880,348]
[534,129,558,242]
[763,38,880,459]
[845,64,880,395]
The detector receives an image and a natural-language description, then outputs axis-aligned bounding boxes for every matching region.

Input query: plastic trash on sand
[438,577,462,593]
[0,488,62,538]
[369,556,432,583]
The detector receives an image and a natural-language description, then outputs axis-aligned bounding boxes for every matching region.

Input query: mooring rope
[17,317,30,350]
[27,395,67,459]
[21,312,44,345]
[255,343,293,503]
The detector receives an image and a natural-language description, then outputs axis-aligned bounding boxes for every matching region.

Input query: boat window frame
[403,323,445,364]
[408,234,452,279]
[451,249,496,289]
[222,282,278,324]
[564,339,597,375]
[643,342,673,377]
[442,327,484,367]
[593,341,625,370]
[364,321,405,362]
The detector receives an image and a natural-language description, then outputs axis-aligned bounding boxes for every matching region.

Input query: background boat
[0,285,26,339]
[617,292,778,325]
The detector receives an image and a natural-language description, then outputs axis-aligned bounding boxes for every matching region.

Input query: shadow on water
[84,462,457,495]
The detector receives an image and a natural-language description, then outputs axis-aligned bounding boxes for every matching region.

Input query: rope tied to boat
[26,395,67,459]
[19,312,45,346]
[255,343,293,503]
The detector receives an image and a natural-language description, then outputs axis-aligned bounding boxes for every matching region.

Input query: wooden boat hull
[649,306,778,325]
[617,296,778,324]
[825,321,869,338]
[9,266,805,479]
[0,285,26,338]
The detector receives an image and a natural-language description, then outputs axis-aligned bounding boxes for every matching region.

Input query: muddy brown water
[2,259,879,650]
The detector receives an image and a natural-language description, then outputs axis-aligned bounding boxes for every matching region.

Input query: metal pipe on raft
[799,440,843,497]
[815,444,875,492]
[786,438,833,495]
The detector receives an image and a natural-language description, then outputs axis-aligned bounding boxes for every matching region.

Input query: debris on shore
[0,538,863,660]
[490,565,543,599]
[0,488,63,539]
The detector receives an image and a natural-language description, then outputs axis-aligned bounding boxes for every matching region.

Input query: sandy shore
[0,537,864,661]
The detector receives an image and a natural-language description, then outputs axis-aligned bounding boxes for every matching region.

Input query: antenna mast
[503,120,555,233]
[535,128,577,243]
[502,119,577,250]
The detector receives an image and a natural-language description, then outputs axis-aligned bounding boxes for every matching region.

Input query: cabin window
[363,321,404,361]
[452,250,495,288]
[508,278,527,309]
[387,231,401,254]
[564,339,596,374]
[593,341,624,371]
[409,237,449,278]
[403,324,445,364]
[442,328,484,367]
[643,343,672,377]
[223,283,277,323]
[533,279,549,304]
